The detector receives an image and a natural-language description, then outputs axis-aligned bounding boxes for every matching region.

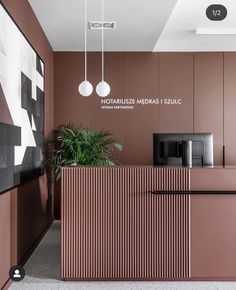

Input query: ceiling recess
[195,28,236,35]
[89,21,116,30]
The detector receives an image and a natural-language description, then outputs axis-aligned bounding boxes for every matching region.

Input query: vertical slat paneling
[61,167,191,280]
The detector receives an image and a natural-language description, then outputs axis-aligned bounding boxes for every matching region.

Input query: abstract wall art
[0,4,44,193]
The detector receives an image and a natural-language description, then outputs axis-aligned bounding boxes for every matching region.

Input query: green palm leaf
[46,124,123,180]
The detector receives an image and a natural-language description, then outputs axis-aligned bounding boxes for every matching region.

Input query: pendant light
[79,0,93,97]
[96,0,111,97]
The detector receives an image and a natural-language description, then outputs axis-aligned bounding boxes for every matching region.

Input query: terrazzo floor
[9,222,236,290]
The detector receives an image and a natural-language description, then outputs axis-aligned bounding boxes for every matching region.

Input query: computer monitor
[153,133,214,167]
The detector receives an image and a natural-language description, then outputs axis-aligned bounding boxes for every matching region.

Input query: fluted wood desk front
[61,166,191,280]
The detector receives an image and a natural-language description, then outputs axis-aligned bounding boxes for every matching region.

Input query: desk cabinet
[61,166,236,281]
[61,167,190,280]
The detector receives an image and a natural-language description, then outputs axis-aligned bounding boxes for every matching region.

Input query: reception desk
[61,166,236,281]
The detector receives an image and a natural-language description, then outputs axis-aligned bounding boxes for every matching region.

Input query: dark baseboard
[1,278,12,290]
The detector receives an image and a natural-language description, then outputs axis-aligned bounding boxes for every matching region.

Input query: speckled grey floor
[8,221,236,290]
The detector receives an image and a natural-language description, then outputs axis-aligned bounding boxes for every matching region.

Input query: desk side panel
[191,194,236,278]
[191,168,236,191]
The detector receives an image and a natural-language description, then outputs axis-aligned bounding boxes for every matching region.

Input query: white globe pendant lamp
[96,0,111,97]
[78,80,93,97]
[96,80,110,97]
[79,0,93,97]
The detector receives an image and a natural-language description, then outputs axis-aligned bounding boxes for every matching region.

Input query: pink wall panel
[224,53,236,166]
[194,53,224,165]
[159,53,194,133]
[54,52,88,128]
[89,53,125,163]
[123,53,159,165]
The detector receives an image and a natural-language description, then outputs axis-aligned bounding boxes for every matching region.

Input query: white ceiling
[154,0,236,51]
[28,0,177,51]
[28,0,236,52]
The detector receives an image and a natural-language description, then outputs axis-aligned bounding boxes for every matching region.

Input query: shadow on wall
[16,171,53,264]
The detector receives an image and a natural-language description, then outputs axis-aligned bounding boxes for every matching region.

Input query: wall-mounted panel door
[224,52,236,166]
[159,53,194,133]
[89,53,125,163]
[194,53,224,165]
[123,53,159,165]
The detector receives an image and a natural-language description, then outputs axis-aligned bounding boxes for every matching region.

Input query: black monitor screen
[153,133,214,167]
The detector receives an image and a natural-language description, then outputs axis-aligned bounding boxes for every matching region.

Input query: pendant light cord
[85,0,87,80]
[102,0,104,81]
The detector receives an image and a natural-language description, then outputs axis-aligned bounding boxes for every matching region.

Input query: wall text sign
[100,98,183,110]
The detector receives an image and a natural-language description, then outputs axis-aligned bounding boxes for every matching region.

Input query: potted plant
[47,124,123,180]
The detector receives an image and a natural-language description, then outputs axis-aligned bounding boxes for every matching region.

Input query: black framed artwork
[0,4,45,193]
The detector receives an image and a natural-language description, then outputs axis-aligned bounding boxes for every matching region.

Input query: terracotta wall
[54,52,233,166]
[55,52,159,165]
[0,1,54,289]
